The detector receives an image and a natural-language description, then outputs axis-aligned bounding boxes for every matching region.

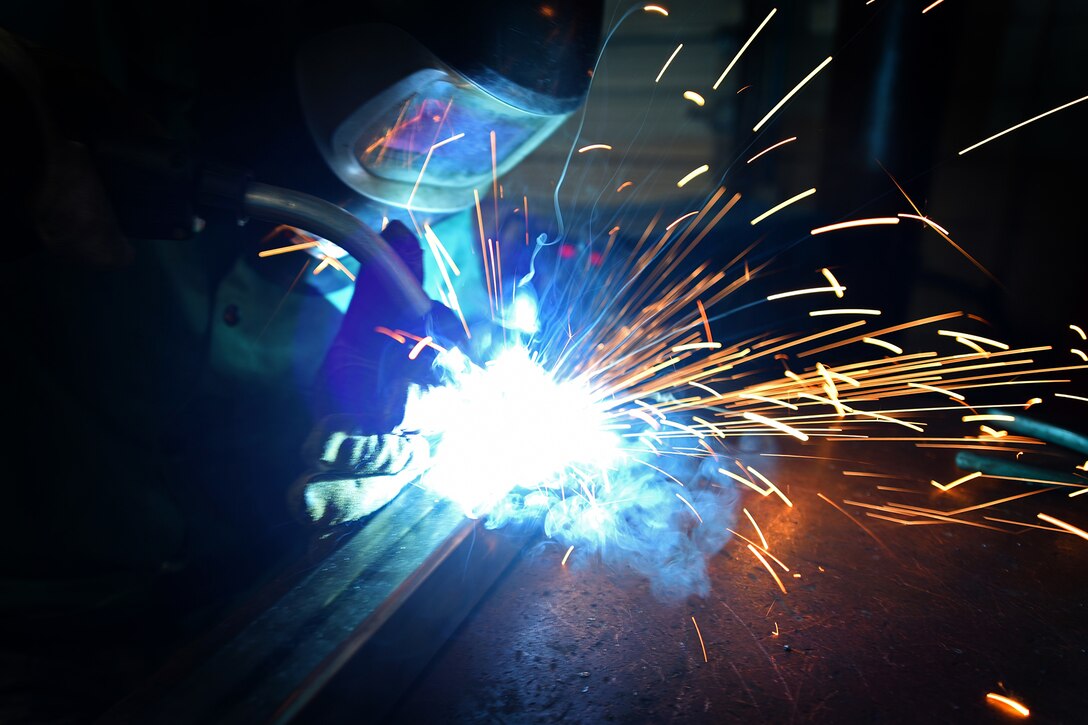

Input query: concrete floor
[389,438,1085,724]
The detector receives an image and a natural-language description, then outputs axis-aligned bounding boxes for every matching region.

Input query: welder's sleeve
[293,221,459,526]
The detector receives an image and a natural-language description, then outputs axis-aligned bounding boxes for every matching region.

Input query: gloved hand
[291,220,466,526]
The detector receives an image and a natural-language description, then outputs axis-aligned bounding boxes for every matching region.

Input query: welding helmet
[295,1,602,214]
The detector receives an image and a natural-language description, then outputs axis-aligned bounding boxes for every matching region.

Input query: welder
[0,1,602,720]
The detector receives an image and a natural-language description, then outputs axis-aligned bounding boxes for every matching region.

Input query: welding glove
[292,220,465,526]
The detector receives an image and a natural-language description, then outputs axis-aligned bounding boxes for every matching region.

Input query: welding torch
[92,135,433,321]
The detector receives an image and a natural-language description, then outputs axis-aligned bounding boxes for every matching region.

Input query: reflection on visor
[355,78,561,189]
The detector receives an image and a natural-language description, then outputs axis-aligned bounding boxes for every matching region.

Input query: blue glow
[401,344,739,600]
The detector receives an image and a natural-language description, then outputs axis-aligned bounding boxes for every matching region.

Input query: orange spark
[742,411,809,442]
[655,43,683,83]
[751,188,817,225]
[931,471,982,492]
[561,545,574,566]
[616,181,634,192]
[985,693,1030,718]
[408,336,433,360]
[577,143,613,153]
[713,8,777,90]
[665,210,699,230]
[677,164,710,188]
[259,240,319,257]
[897,213,950,235]
[753,56,833,132]
[697,299,713,342]
[743,507,768,548]
[1037,513,1088,540]
[767,284,844,301]
[676,493,703,523]
[922,0,947,13]
[691,616,708,662]
[863,337,904,355]
[811,217,900,235]
[938,330,1010,350]
[809,308,881,317]
[683,90,706,106]
[747,136,797,164]
[908,382,964,400]
[960,94,1087,155]
[1071,324,1086,340]
[747,544,787,594]
[642,4,669,16]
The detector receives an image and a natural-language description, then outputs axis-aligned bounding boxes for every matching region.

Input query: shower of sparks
[958,94,1088,155]
[985,693,1030,718]
[655,43,683,83]
[713,7,777,90]
[676,164,710,187]
[275,7,1088,715]
[751,188,817,225]
[752,56,833,132]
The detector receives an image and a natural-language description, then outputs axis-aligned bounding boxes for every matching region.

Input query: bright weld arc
[713,7,777,90]
[751,188,816,225]
[752,56,833,132]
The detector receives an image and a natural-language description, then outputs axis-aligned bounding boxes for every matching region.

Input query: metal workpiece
[100,486,539,724]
